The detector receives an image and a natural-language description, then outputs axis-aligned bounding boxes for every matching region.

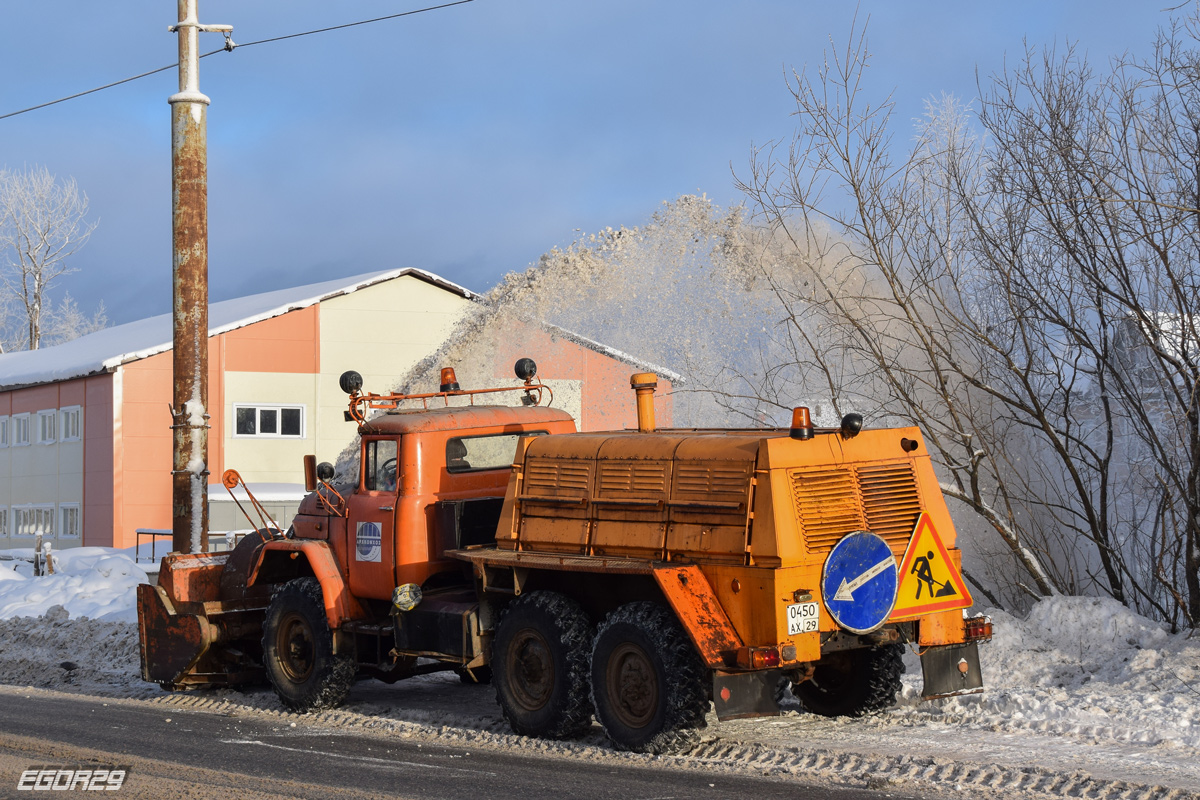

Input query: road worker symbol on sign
[892,513,972,618]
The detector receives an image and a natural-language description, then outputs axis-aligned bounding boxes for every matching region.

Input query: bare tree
[0,165,98,351]
[40,293,107,348]
[735,14,1200,626]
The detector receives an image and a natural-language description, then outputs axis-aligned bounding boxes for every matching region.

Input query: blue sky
[0,1,1170,326]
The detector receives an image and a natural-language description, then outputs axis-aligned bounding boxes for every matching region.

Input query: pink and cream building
[0,269,674,549]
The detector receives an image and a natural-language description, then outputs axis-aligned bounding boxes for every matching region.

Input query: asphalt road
[0,689,917,800]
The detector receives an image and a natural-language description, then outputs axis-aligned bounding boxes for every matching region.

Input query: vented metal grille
[675,463,752,495]
[791,469,866,553]
[859,463,922,553]
[599,462,667,494]
[525,459,590,494]
[790,462,921,555]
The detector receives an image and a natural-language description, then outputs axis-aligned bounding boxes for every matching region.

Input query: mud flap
[920,641,983,699]
[712,670,781,721]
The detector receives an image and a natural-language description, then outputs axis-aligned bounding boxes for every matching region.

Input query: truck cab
[291,405,576,601]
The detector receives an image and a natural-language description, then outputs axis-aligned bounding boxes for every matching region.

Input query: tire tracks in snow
[136,689,1199,800]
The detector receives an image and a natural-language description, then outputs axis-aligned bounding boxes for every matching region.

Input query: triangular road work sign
[892,513,972,618]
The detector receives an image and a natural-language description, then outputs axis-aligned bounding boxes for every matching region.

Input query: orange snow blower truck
[138,359,992,753]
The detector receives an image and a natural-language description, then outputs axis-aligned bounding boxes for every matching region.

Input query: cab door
[347,436,399,601]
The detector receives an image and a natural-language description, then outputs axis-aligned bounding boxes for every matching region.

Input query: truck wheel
[590,602,709,754]
[492,591,593,739]
[262,578,356,712]
[791,643,905,717]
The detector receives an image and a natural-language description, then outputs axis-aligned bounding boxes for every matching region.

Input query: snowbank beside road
[0,547,148,623]
[895,596,1200,750]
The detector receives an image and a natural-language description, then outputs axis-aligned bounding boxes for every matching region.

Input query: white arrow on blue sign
[821,531,899,634]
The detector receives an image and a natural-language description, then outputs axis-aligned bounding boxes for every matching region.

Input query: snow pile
[883,596,1200,751]
[0,606,152,696]
[0,547,149,623]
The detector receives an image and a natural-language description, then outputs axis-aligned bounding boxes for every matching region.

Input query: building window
[14,505,55,538]
[233,404,305,438]
[60,406,81,441]
[0,416,7,448]
[0,507,8,537]
[37,410,56,444]
[12,414,30,447]
[59,504,81,538]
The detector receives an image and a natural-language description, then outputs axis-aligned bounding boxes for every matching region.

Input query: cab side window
[364,438,399,492]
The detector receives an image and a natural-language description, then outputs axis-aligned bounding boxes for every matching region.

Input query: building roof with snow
[0,268,472,392]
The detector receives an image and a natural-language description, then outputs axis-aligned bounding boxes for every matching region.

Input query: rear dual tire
[492,595,711,753]
[590,602,709,754]
[492,591,594,739]
[790,643,905,717]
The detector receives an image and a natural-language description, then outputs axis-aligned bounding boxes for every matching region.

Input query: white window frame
[59,406,82,442]
[11,413,30,447]
[36,409,56,444]
[0,415,8,448]
[232,404,307,439]
[13,504,55,538]
[0,506,8,538]
[59,503,81,539]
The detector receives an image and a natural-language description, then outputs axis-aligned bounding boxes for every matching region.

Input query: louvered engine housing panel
[859,462,922,554]
[790,462,921,556]
[598,462,667,495]
[525,458,590,495]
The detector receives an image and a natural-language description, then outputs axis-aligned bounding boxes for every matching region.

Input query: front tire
[590,602,709,754]
[492,591,593,739]
[261,578,356,712]
[791,644,904,717]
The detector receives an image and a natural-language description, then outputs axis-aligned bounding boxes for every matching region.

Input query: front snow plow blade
[137,583,218,687]
[137,552,265,688]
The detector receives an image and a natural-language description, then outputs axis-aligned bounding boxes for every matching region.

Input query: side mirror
[303,455,317,492]
[317,462,335,481]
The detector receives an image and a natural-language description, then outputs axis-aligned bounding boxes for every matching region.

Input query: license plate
[787,601,819,635]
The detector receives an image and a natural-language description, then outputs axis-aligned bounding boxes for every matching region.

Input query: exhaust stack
[631,373,658,432]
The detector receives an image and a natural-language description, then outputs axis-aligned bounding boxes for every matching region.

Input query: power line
[235,0,474,49]
[0,0,475,123]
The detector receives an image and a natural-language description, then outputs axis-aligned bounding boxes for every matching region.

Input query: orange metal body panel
[502,423,968,663]
[652,564,742,667]
[757,427,957,567]
[591,434,686,560]
[158,552,229,606]
[702,564,822,664]
[505,431,760,561]
[358,405,574,437]
[918,607,966,646]
[509,434,608,554]
[250,540,367,629]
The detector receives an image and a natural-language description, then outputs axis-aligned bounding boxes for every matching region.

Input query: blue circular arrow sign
[821,531,898,634]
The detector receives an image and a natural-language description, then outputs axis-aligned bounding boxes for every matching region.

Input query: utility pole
[169,0,231,554]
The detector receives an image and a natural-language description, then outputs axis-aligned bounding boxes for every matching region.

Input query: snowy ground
[1,547,1198,799]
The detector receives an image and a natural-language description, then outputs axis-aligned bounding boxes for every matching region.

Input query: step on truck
[138,359,993,753]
